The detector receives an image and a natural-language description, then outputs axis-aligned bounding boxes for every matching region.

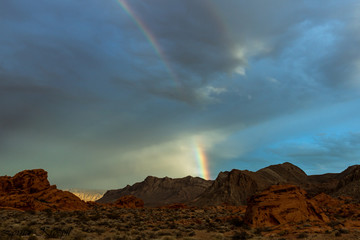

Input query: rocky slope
[306,164,360,198]
[0,169,88,211]
[97,175,213,207]
[192,162,308,206]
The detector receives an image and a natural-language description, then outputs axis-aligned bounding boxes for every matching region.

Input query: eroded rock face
[114,195,144,208]
[0,169,88,211]
[0,169,50,194]
[244,185,329,227]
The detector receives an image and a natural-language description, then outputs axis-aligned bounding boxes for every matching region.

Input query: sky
[1,0,360,190]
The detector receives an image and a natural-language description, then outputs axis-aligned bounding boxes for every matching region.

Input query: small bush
[327,220,342,228]
[339,228,349,234]
[296,232,308,239]
[232,231,250,240]
[229,218,243,227]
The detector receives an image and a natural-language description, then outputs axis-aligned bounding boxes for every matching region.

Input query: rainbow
[116,0,232,86]
[116,0,178,84]
[194,141,211,180]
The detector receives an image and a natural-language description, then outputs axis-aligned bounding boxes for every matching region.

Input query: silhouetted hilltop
[97,175,212,207]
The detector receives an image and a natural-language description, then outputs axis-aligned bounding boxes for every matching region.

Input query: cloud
[1,0,360,189]
[269,132,360,173]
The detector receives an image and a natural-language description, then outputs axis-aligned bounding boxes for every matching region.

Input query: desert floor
[1,207,359,240]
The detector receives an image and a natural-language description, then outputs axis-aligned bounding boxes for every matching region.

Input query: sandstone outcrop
[114,195,144,208]
[0,169,88,211]
[244,185,329,227]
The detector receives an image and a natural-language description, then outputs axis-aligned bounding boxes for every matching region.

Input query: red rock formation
[244,185,329,227]
[160,203,187,209]
[114,195,144,208]
[0,169,88,211]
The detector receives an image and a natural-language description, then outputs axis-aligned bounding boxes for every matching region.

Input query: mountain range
[97,162,360,206]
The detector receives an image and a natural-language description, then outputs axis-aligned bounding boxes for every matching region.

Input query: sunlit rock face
[66,189,105,202]
[0,169,88,211]
[244,185,329,227]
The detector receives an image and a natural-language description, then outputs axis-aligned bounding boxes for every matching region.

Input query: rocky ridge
[97,175,212,207]
[98,162,360,207]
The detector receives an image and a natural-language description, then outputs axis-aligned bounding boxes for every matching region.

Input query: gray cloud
[269,133,360,173]
[1,0,359,189]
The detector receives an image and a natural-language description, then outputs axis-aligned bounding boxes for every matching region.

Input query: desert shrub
[116,235,132,240]
[112,237,125,240]
[25,210,36,215]
[71,232,87,240]
[152,227,160,232]
[76,212,88,222]
[106,212,119,219]
[44,209,53,218]
[339,228,349,234]
[18,226,34,235]
[146,231,157,239]
[27,221,38,227]
[254,226,272,235]
[296,232,308,238]
[161,236,176,240]
[228,217,243,227]
[94,227,106,235]
[277,230,289,236]
[157,230,173,236]
[211,233,225,240]
[327,220,342,228]
[98,220,111,227]
[232,231,250,240]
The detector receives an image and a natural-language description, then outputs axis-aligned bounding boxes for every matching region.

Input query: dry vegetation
[0,206,359,240]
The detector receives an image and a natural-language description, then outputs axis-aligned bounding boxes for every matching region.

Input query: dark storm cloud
[119,0,360,106]
[1,0,359,188]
